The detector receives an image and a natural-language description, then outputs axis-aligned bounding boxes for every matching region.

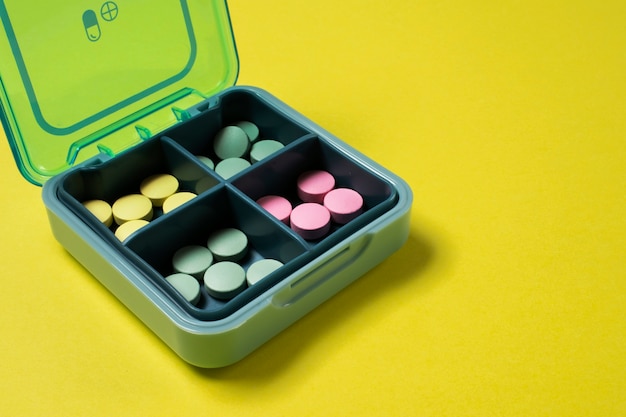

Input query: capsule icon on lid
[83,10,101,42]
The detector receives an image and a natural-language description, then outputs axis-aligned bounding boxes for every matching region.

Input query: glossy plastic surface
[56,87,400,321]
[42,87,412,367]
[0,0,238,185]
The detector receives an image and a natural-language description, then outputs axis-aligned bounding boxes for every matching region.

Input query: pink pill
[257,195,292,225]
[296,170,335,203]
[323,188,364,224]
[290,203,331,240]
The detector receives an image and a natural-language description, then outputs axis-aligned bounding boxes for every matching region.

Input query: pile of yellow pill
[82,172,198,242]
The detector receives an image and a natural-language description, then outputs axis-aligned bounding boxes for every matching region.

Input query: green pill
[196,155,215,170]
[206,227,248,262]
[213,125,250,159]
[250,140,284,163]
[215,157,251,179]
[165,273,201,305]
[235,121,260,143]
[246,259,284,286]
[203,262,247,300]
[172,245,213,280]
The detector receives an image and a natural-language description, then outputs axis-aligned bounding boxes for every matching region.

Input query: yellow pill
[162,192,197,214]
[115,219,149,242]
[82,199,113,227]
[112,194,153,225]
[139,173,179,207]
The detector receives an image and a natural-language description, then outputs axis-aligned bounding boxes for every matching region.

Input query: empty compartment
[161,89,312,173]
[59,136,219,241]
[232,136,399,245]
[124,185,309,320]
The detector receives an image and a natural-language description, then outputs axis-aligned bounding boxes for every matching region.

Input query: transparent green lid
[0,0,238,185]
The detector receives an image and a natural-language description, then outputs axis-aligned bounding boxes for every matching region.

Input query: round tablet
[195,155,215,170]
[296,170,336,204]
[215,157,251,179]
[246,259,284,286]
[249,140,284,163]
[165,273,201,305]
[213,125,250,159]
[114,219,149,242]
[162,192,197,214]
[235,121,260,143]
[290,203,331,240]
[206,227,248,262]
[139,173,179,207]
[82,199,113,227]
[203,262,247,300]
[256,195,292,225]
[323,188,364,224]
[172,245,213,279]
[112,194,153,225]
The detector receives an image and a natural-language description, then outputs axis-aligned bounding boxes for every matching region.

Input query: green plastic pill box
[0,0,412,367]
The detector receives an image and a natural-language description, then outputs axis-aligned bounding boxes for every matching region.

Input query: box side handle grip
[271,234,373,308]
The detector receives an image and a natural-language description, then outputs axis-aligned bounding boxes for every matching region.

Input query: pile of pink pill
[256,170,364,240]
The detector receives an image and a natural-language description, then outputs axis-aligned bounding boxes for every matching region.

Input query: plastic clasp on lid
[0,0,238,185]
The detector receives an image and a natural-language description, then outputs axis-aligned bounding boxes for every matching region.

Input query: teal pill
[235,121,260,143]
[213,126,250,159]
[246,259,284,286]
[196,155,215,170]
[165,273,201,305]
[172,245,213,279]
[215,157,251,179]
[250,140,285,163]
[206,227,248,262]
[203,262,247,300]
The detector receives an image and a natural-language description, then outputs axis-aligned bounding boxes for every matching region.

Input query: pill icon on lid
[82,10,101,42]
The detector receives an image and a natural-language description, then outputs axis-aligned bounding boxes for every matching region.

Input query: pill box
[0,0,412,367]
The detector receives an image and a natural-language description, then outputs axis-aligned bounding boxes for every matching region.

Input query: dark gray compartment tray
[56,88,399,321]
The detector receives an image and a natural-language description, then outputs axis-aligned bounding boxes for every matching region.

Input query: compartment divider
[55,88,403,323]
[123,184,310,321]
[159,136,223,193]
[224,183,313,249]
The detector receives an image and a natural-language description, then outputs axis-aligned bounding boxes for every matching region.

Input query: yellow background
[1,0,625,415]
